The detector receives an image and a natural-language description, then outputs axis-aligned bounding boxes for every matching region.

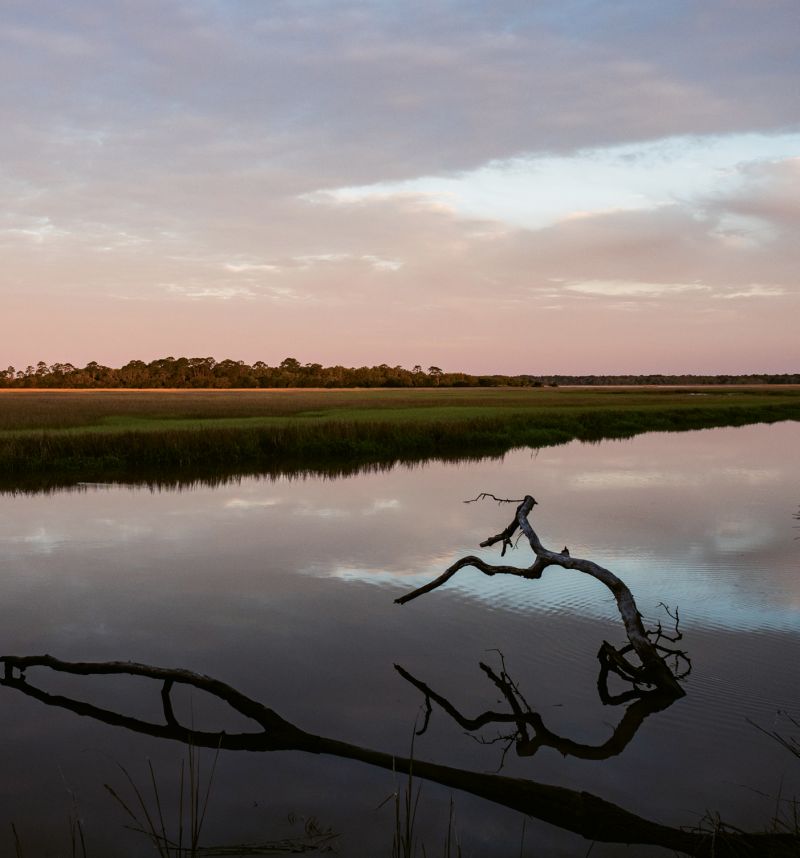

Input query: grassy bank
[1,387,798,491]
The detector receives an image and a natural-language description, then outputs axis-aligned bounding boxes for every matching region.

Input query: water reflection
[0,452,499,497]
[0,654,793,857]
[0,422,798,854]
[396,653,679,763]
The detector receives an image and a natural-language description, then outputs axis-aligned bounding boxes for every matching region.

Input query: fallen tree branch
[0,654,793,857]
[396,494,685,697]
[0,654,308,751]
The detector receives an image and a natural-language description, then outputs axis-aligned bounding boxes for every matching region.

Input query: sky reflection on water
[0,421,798,856]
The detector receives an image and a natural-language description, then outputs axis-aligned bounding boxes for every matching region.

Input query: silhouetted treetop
[1,358,796,389]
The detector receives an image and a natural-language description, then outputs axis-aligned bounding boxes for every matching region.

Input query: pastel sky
[2,0,798,373]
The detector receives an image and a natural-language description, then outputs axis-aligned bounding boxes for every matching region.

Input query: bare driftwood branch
[0,654,794,858]
[396,494,685,697]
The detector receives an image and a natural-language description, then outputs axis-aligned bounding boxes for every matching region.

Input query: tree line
[1,357,797,389]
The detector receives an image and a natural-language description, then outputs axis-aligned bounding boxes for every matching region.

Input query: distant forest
[1,357,798,389]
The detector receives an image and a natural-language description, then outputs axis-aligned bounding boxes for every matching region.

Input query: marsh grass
[1,387,798,491]
[103,749,339,856]
[750,711,800,761]
[387,763,422,858]
[1,387,797,432]
[749,712,800,841]
[67,788,89,858]
[11,807,88,858]
[381,733,463,858]
[105,745,220,858]
[384,778,464,858]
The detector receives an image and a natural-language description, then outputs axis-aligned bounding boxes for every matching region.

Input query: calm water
[0,422,798,856]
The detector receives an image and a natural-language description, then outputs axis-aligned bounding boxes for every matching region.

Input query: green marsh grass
[1,387,798,491]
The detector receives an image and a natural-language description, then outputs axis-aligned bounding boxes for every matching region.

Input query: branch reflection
[395,650,679,766]
[0,654,793,857]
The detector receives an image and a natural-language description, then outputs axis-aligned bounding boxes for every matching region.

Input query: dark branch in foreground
[396,494,687,697]
[0,654,793,858]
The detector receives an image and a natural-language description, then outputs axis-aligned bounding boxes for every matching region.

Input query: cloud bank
[1,0,798,372]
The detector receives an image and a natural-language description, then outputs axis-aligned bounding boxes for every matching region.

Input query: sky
[2,0,799,374]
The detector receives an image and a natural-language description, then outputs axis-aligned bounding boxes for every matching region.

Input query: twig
[464,493,526,505]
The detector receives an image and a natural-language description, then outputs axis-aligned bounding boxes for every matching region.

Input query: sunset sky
[2,1,798,374]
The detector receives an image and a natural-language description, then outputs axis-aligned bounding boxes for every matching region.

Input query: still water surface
[0,422,798,856]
